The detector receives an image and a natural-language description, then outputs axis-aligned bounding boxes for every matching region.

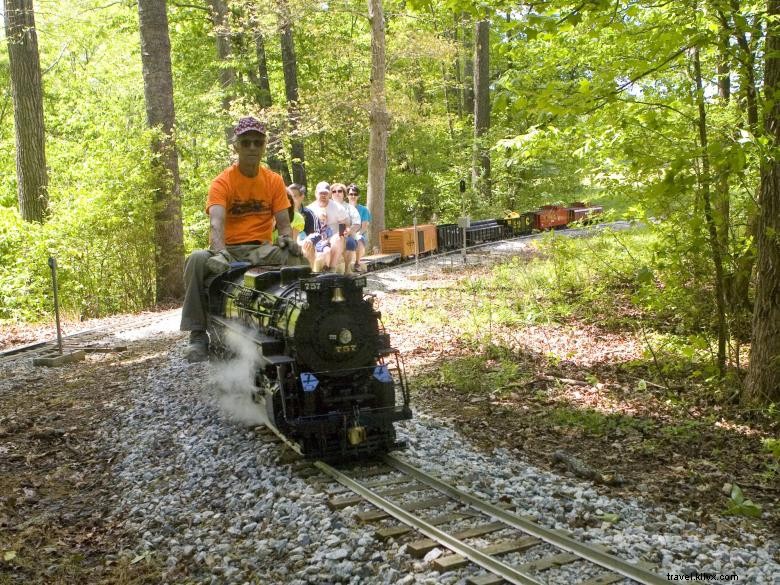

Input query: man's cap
[234,116,267,137]
[316,181,330,194]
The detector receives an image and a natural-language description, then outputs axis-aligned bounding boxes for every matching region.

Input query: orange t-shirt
[206,164,290,245]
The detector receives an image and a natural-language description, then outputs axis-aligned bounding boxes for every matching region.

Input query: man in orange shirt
[181,116,304,362]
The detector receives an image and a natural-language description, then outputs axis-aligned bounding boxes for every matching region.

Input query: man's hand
[277,234,301,256]
[206,248,236,274]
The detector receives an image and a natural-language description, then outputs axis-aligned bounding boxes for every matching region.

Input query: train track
[0,309,180,365]
[313,454,666,585]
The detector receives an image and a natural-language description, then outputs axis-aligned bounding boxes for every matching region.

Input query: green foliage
[427,352,522,395]
[724,484,763,518]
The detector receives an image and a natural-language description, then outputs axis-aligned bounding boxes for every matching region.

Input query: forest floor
[376,258,780,539]
[0,335,172,584]
[1,247,778,583]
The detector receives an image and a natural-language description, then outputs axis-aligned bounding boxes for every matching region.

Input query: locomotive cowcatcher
[206,263,412,460]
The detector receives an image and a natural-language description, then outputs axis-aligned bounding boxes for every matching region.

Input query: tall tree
[745,0,780,404]
[253,30,291,182]
[137,0,185,302]
[277,0,306,188]
[3,0,48,222]
[692,45,728,376]
[367,0,389,248]
[472,18,490,199]
[210,0,235,116]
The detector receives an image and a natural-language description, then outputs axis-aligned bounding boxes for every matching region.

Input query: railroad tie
[375,511,473,540]
[579,572,624,585]
[433,536,540,571]
[408,521,505,557]
[356,496,449,523]
[518,552,580,572]
[328,482,425,510]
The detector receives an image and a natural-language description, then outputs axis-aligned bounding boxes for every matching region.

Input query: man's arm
[274,209,293,238]
[209,205,227,251]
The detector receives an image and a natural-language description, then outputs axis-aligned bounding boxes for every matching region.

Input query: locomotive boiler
[206,264,411,460]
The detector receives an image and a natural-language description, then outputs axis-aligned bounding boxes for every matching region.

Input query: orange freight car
[379,224,438,258]
[533,206,569,230]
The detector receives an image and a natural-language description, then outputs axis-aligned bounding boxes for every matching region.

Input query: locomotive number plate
[334,344,357,353]
[303,281,322,291]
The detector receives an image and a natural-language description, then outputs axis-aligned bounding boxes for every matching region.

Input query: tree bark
[745,0,780,405]
[693,46,728,377]
[367,0,389,249]
[461,13,474,119]
[472,18,491,200]
[3,0,48,222]
[254,31,291,182]
[138,0,185,303]
[209,0,235,117]
[277,0,306,188]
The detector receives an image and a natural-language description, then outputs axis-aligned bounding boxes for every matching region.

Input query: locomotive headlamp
[338,329,353,344]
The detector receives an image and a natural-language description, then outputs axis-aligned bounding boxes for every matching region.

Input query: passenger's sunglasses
[239,138,265,148]
[332,189,344,193]
[348,192,358,196]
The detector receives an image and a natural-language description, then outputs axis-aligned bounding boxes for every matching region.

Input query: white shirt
[306,200,347,234]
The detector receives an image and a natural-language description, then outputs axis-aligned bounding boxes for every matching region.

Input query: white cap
[316,181,330,194]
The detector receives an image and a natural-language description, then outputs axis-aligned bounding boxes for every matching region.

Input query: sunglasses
[239,138,265,148]
[332,189,344,193]
[348,192,358,196]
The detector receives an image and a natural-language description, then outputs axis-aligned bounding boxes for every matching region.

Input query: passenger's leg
[329,235,346,273]
[355,239,366,270]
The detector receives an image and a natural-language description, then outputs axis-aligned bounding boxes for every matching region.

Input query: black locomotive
[206,263,411,460]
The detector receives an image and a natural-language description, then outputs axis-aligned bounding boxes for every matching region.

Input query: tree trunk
[745,0,780,405]
[3,0,48,222]
[210,0,235,117]
[277,0,306,188]
[461,13,474,119]
[472,18,491,200]
[367,0,389,249]
[693,46,728,377]
[723,0,760,342]
[254,31,291,182]
[138,0,184,303]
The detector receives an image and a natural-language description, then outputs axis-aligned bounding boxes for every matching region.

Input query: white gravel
[102,326,779,584]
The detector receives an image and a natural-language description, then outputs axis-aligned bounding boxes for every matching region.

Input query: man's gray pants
[180,244,306,332]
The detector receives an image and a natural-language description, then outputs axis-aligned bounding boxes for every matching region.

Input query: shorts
[356,233,369,248]
[315,238,331,253]
[345,236,357,252]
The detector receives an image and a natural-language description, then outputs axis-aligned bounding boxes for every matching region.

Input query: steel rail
[0,310,179,361]
[314,460,542,585]
[385,455,668,585]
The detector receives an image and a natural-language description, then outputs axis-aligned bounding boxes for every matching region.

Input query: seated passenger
[303,181,346,272]
[310,211,335,272]
[180,116,305,362]
[347,184,371,271]
[288,183,314,241]
[330,182,360,273]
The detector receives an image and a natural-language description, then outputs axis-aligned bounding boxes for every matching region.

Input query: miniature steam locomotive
[206,264,411,460]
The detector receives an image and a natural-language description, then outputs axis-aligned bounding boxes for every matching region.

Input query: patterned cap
[234,116,267,137]
[316,181,331,194]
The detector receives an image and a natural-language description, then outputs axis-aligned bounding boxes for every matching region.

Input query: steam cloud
[208,327,270,428]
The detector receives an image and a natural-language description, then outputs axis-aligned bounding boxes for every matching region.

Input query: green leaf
[730,484,744,505]
[2,551,16,562]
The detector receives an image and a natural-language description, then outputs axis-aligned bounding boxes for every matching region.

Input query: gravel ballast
[102,324,779,584]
